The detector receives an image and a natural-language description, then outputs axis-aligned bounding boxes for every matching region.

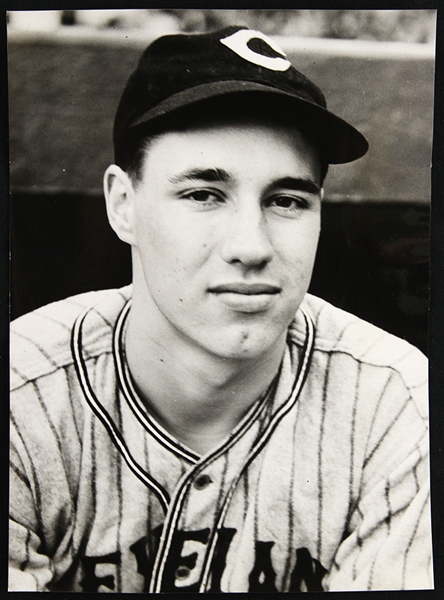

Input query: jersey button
[194,474,212,490]
[175,566,191,580]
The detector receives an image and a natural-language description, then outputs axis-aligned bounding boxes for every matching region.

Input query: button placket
[151,378,279,593]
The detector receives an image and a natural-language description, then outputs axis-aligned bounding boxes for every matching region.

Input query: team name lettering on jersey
[80,527,327,592]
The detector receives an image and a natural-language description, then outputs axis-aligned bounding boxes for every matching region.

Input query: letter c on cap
[220,29,291,72]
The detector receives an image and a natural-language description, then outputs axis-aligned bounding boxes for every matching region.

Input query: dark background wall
[8,32,434,355]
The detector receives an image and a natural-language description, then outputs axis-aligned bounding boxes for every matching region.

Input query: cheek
[135,212,212,281]
[276,216,320,274]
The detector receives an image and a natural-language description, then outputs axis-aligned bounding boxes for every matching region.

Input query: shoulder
[10,286,132,392]
[293,294,428,416]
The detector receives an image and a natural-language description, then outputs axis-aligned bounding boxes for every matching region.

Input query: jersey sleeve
[325,364,433,591]
[9,435,55,591]
[9,374,81,591]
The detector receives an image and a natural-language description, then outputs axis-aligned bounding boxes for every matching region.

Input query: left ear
[103,164,136,246]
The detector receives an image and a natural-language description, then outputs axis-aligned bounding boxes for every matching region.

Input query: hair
[116,93,330,187]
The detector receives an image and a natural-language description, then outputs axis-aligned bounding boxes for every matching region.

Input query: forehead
[139,115,322,183]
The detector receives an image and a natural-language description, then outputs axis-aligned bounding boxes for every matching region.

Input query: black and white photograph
[7,8,437,593]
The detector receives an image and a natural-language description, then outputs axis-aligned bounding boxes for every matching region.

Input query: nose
[220,204,273,268]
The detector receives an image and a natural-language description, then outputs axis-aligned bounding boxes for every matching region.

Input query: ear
[103,164,136,246]
[320,188,324,201]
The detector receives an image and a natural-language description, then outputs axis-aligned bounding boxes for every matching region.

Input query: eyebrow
[269,177,321,196]
[168,168,231,185]
[168,170,321,195]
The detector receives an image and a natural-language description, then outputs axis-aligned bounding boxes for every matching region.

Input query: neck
[124,297,287,455]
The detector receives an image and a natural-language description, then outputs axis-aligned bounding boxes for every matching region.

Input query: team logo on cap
[220,29,291,72]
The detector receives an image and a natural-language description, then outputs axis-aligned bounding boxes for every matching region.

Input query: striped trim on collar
[113,300,200,464]
[71,304,170,513]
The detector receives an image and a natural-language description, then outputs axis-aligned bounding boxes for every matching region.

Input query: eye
[181,189,223,204]
[267,194,309,212]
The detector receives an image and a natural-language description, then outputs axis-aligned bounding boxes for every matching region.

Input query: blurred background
[7,9,437,42]
[8,9,436,354]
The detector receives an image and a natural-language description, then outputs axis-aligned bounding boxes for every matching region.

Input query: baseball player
[9,26,432,592]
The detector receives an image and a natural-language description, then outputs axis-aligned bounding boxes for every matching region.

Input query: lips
[207,282,281,313]
[209,282,281,295]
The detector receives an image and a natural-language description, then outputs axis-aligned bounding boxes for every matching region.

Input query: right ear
[103,164,136,246]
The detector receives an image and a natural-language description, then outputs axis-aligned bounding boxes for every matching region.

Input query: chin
[209,329,283,362]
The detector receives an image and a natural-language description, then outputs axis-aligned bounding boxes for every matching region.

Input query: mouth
[209,282,281,295]
[208,282,281,313]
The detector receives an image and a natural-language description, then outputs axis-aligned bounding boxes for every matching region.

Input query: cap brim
[131,80,368,164]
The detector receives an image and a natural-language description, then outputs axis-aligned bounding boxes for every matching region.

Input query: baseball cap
[113,25,368,165]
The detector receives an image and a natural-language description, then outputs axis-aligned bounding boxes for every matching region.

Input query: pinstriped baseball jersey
[9,286,432,592]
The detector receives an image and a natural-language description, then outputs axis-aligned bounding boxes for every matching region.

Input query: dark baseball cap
[113,25,368,165]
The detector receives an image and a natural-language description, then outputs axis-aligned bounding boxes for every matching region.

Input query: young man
[9,26,432,592]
